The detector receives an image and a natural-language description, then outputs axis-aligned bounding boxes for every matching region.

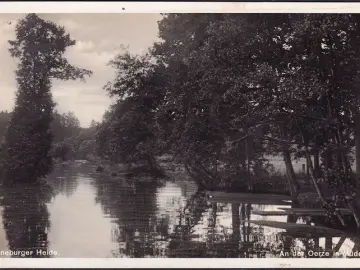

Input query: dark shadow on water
[0,182,53,257]
[92,176,165,257]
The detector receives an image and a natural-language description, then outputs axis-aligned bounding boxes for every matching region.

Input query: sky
[0,13,162,127]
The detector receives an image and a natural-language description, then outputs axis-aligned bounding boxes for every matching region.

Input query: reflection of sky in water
[47,177,119,258]
[189,204,290,243]
[155,181,196,235]
[156,183,187,216]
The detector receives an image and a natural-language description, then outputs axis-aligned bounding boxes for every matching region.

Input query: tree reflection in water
[93,177,163,257]
[0,182,53,257]
[92,174,360,258]
[46,163,83,198]
[92,176,302,258]
[167,191,208,257]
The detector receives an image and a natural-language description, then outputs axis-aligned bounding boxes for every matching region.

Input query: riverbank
[52,155,320,199]
[80,156,286,195]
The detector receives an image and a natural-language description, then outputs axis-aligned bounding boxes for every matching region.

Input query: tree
[288,14,360,224]
[152,14,282,191]
[51,111,81,144]
[50,110,82,161]
[72,120,99,160]
[51,110,81,144]
[1,14,92,185]
[97,51,167,173]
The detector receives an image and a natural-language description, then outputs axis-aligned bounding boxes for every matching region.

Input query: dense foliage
[96,53,167,172]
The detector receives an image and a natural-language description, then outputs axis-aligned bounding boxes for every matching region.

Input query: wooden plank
[208,197,292,205]
[249,220,347,237]
[298,192,333,201]
[252,209,351,217]
[279,207,325,212]
[279,231,347,238]
[207,191,292,201]
[334,237,346,252]
[278,207,352,215]
[206,191,292,205]
[252,210,288,216]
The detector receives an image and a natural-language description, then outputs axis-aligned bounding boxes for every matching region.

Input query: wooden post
[325,237,333,257]
[334,237,346,253]
[314,237,320,252]
[314,150,320,178]
[231,203,240,245]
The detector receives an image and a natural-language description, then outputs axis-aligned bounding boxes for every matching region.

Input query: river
[0,160,358,258]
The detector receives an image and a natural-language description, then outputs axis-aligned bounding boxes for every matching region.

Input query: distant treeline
[0,110,98,162]
[0,111,11,144]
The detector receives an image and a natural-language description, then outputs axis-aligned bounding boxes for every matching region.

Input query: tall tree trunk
[324,148,333,180]
[296,119,346,226]
[306,158,310,185]
[283,147,299,200]
[334,130,360,227]
[245,137,253,191]
[314,149,320,179]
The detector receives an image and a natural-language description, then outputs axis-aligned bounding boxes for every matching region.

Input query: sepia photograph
[1,4,360,266]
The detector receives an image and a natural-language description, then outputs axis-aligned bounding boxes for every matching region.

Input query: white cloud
[73,40,96,53]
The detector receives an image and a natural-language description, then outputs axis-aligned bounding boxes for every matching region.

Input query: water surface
[0,161,358,258]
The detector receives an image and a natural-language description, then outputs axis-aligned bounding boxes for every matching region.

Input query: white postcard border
[0,1,359,268]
